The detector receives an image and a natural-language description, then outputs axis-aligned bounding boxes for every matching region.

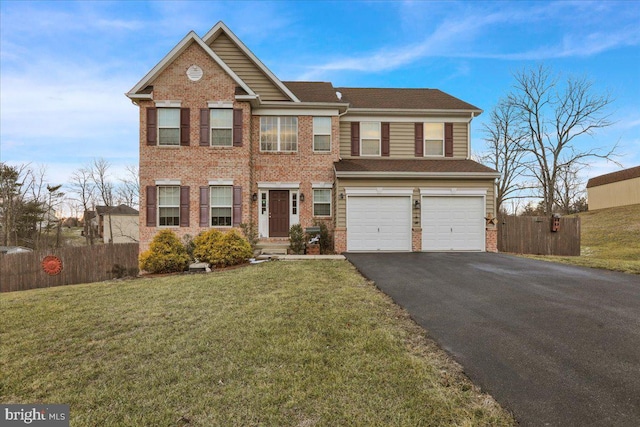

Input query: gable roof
[586,166,640,188]
[334,87,482,113]
[335,159,499,178]
[202,21,299,102]
[126,30,255,99]
[96,204,139,216]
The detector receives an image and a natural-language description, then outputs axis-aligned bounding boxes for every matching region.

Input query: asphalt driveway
[346,252,640,426]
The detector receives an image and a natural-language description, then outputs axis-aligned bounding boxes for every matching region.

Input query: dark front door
[269,190,289,237]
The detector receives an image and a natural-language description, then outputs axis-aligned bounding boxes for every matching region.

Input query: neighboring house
[126,21,499,253]
[586,166,640,210]
[96,205,140,243]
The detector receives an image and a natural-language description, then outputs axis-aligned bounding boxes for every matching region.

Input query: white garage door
[347,196,411,251]
[422,196,484,251]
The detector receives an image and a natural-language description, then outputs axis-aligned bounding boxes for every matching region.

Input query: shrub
[314,221,333,254]
[193,229,253,267]
[183,234,196,261]
[239,222,259,252]
[192,229,223,263]
[139,230,190,274]
[289,224,305,255]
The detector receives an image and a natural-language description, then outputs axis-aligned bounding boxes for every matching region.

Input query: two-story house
[127,21,499,254]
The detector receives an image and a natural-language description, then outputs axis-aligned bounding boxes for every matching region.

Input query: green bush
[289,224,305,255]
[139,230,190,274]
[192,229,223,263]
[193,229,253,267]
[313,221,333,254]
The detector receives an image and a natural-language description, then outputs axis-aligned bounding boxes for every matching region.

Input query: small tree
[288,224,305,255]
[139,230,190,274]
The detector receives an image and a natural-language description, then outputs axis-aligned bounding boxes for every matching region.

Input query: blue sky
[1,0,639,189]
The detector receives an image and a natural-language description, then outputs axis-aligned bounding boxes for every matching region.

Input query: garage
[347,195,412,251]
[421,194,485,251]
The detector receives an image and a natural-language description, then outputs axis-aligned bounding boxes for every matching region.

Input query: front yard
[1,261,514,426]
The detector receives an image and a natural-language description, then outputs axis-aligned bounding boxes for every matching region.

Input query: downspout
[467,112,473,160]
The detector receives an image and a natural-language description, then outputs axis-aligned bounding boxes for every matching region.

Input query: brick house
[127,21,499,253]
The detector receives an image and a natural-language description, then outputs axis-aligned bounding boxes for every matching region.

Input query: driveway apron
[346,252,640,426]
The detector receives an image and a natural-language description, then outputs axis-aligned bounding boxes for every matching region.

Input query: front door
[269,190,289,237]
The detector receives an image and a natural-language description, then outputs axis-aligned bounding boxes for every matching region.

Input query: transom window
[424,123,444,156]
[210,186,232,226]
[158,108,180,146]
[360,122,380,156]
[313,189,331,217]
[260,117,298,152]
[313,117,331,152]
[158,186,180,226]
[211,109,233,146]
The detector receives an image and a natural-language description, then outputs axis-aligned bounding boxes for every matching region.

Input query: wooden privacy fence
[498,216,580,256]
[0,243,139,292]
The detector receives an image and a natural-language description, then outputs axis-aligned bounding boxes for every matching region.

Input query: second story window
[158,108,181,146]
[211,109,233,146]
[360,122,381,156]
[424,123,444,156]
[313,117,331,152]
[260,117,298,152]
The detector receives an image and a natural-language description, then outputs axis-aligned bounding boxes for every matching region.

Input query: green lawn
[0,261,514,426]
[527,204,640,274]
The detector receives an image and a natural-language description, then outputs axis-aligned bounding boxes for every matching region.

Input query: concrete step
[256,240,289,255]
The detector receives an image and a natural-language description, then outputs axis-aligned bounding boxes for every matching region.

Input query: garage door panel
[347,196,411,251]
[422,196,484,251]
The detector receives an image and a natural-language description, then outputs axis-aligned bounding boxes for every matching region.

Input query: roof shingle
[334,158,497,174]
[586,166,640,188]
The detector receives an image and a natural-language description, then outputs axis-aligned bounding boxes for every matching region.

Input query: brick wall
[486,227,498,252]
[137,41,339,252]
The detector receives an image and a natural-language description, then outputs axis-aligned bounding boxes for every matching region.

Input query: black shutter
[180,186,190,227]
[350,122,360,156]
[445,123,454,157]
[199,186,209,227]
[381,122,390,157]
[146,186,156,227]
[180,108,190,146]
[233,109,243,147]
[414,123,423,157]
[200,109,210,146]
[147,108,157,145]
[232,186,242,226]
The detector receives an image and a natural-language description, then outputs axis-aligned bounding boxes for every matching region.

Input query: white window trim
[360,121,381,157]
[155,100,182,108]
[313,188,332,218]
[157,107,181,146]
[210,108,233,147]
[210,185,233,227]
[424,122,445,157]
[260,116,298,152]
[158,185,180,228]
[313,117,332,152]
[207,101,233,108]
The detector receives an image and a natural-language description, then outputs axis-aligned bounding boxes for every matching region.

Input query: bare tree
[69,166,97,245]
[91,158,115,244]
[115,164,140,209]
[508,65,616,214]
[554,163,587,214]
[479,98,530,214]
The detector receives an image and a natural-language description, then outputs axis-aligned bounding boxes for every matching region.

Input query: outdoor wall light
[252,193,258,202]
[339,193,344,199]
[414,199,421,208]
[300,193,305,202]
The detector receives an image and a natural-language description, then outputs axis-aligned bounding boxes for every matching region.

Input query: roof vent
[336,91,342,100]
